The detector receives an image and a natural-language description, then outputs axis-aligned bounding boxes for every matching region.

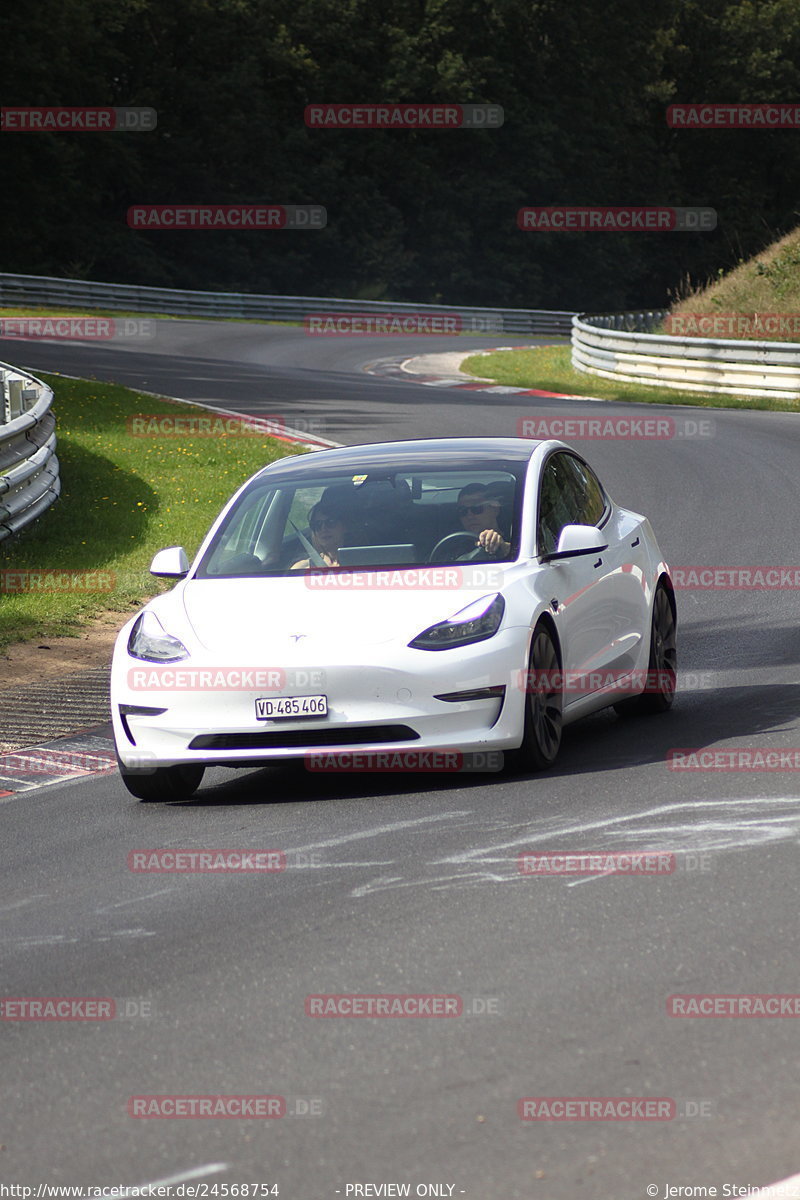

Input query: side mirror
[150,546,190,578]
[544,524,608,561]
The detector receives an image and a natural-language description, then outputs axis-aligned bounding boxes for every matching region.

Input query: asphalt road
[1,322,799,1198]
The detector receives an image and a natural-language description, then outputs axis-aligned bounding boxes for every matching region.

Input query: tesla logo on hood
[289,633,307,642]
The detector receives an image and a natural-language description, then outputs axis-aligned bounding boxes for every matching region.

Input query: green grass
[461,343,800,411]
[0,373,306,650]
[0,304,299,325]
[668,223,800,340]
[0,303,502,336]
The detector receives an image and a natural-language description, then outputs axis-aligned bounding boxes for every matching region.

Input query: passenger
[291,502,348,568]
[456,484,511,558]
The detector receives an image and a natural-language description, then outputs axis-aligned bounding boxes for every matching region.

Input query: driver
[291,502,348,569]
[457,484,511,558]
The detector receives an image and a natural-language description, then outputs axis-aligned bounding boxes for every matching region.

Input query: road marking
[748,1173,800,1199]
[119,1163,229,1195]
[46,372,342,449]
[286,810,471,856]
[0,894,49,913]
[98,888,177,910]
[434,796,800,866]
[339,796,800,897]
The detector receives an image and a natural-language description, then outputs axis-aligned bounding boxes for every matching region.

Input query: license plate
[255,694,328,720]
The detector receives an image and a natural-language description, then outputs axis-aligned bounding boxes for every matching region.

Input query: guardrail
[0,271,576,336]
[0,362,59,542]
[572,310,800,399]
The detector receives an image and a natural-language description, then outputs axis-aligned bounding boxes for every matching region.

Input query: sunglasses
[311,516,341,531]
[458,501,497,517]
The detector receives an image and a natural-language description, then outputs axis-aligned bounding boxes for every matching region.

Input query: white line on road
[286,810,471,856]
[748,1172,800,1199]
[0,894,49,912]
[120,1162,229,1195]
[98,888,177,910]
[434,796,800,866]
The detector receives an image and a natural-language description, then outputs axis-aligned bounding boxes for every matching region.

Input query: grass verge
[461,344,800,411]
[0,373,305,651]
[0,304,299,326]
[669,223,800,340]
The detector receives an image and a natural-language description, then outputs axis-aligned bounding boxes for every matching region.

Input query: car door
[537,451,640,705]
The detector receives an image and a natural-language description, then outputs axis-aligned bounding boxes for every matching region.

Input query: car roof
[254,436,542,481]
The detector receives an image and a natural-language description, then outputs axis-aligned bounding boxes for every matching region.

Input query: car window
[562,455,607,526]
[537,452,606,556]
[196,465,524,576]
[205,485,275,568]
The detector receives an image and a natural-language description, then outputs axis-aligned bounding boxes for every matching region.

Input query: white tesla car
[111,437,676,801]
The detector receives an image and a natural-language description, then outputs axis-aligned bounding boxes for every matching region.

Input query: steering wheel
[222,552,263,573]
[428,531,486,563]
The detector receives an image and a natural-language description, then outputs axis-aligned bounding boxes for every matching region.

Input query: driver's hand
[477,529,509,556]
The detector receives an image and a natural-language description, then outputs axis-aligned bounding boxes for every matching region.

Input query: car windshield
[195,464,523,576]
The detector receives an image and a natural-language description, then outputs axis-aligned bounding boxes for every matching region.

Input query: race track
[1,321,799,1197]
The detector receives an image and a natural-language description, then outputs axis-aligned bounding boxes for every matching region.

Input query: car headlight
[409,594,505,651]
[127,611,190,662]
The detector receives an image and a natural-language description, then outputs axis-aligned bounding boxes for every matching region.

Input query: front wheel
[615,581,677,717]
[118,760,205,802]
[507,621,563,772]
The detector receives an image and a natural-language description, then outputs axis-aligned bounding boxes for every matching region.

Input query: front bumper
[111,629,530,769]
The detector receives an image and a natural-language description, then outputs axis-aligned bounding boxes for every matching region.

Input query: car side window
[562,455,607,526]
[537,452,607,556]
[537,454,577,556]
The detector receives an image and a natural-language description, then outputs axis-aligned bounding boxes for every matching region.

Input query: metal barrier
[572,311,800,399]
[0,362,59,542]
[0,271,576,336]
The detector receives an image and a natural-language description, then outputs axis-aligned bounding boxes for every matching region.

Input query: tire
[614,581,677,717]
[507,620,563,772]
[118,760,205,802]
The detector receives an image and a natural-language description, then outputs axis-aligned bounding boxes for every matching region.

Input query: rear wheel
[507,621,563,771]
[118,759,205,802]
[615,581,677,717]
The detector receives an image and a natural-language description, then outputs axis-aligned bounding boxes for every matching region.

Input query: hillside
[669,225,800,340]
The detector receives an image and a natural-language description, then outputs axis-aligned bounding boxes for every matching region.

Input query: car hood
[179,573,502,656]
